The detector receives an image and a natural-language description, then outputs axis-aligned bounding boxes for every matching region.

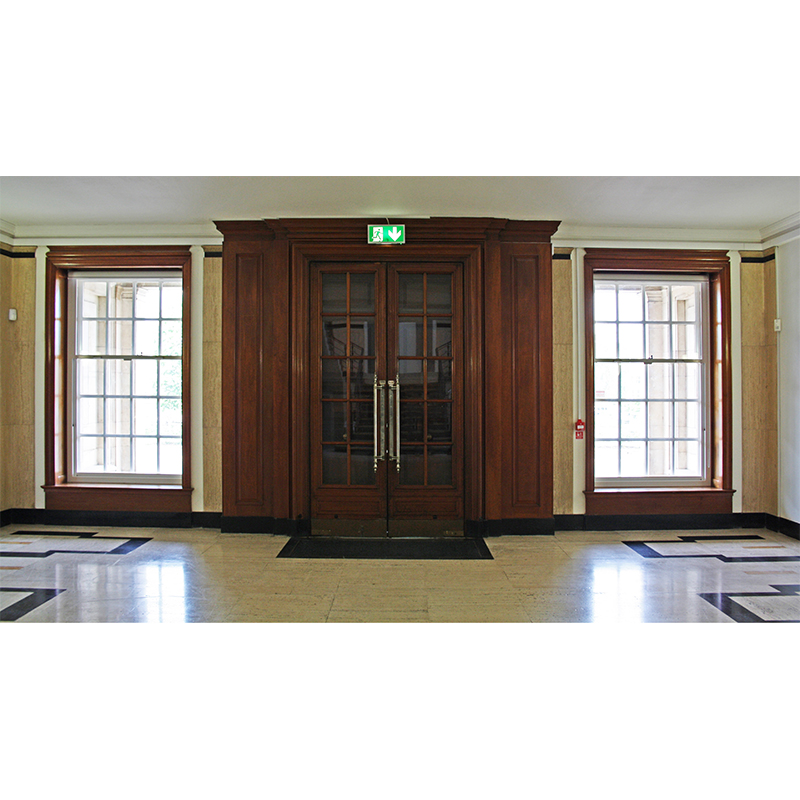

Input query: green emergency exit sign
[368,224,405,244]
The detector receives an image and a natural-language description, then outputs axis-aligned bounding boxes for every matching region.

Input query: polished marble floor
[1,524,799,622]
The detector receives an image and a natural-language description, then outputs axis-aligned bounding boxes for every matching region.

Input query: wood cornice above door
[215,218,561,243]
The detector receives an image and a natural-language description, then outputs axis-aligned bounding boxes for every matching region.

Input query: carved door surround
[215,218,560,535]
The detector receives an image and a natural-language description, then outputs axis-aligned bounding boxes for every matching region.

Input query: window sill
[584,488,734,516]
[43,483,193,513]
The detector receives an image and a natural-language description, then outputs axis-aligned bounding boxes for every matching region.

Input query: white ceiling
[1,176,798,242]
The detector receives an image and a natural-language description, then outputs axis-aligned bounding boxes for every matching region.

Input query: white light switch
[8,308,17,321]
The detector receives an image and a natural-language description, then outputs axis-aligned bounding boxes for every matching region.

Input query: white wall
[777,237,800,523]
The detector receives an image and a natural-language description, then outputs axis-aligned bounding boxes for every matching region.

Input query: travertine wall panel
[1,251,37,510]
[552,251,574,514]
[740,252,778,514]
[202,253,222,512]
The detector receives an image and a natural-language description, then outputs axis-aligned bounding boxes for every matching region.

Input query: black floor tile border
[0,587,66,621]
[277,536,494,560]
[699,585,800,623]
[623,534,800,564]
[0,531,152,557]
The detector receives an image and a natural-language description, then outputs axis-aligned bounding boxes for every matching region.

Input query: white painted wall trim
[34,246,48,509]
[572,248,586,515]
[728,251,743,514]
[189,246,205,513]
[761,212,800,248]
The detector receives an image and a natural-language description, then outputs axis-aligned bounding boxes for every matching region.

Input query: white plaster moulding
[761,212,800,247]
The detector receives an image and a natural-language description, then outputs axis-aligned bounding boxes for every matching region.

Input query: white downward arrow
[388,226,402,241]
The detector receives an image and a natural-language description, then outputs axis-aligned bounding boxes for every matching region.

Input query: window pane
[595,363,619,400]
[399,445,424,485]
[350,359,374,399]
[350,403,373,442]
[675,440,701,476]
[672,285,697,322]
[674,363,700,400]
[134,360,158,395]
[618,285,643,321]
[322,274,347,314]
[322,319,347,356]
[81,282,107,318]
[159,361,182,397]
[398,319,424,357]
[675,402,701,439]
[620,402,646,438]
[159,399,182,436]
[595,402,619,439]
[399,360,424,399]
[594,284,617,321]
[322,444,348,485]
[161,283,183,318]
[620,441,646,475]
[133,398,158,435]
[106,397,130,436]
[159,439,182,474]
[646,324,670,359]
[426,360,451,400]
[79,397,104,435]
[134,320,160,356]
[427,403,452,442]
[349,318,374,357]
[618,324,644,359]
[108,320,133,355]
[106,359,131,396]
[426,274,452,314]
[427,319,452,357]
[672,324,699,359]
[161,321,182,356]
[595,442,619,477]
[80,321,106,355]
[106,437,131,472]
[648,402,672,439]
[648,441,672,477]
[644,286,670,321]
[79,437,105,472]
[322,359,347,399]
[428,446,452,485]
[108,282,133,318]
[322,403,347,442]
[350,447,375,486]
[400,403,425,443]
[134,438,158,473]
[349,274,375,314]
[78,359,104,395]
[398,274,424,314]
[594,323,617,359]
[135,283,161,318]
[620,363,645,399]
[647,363,672,400]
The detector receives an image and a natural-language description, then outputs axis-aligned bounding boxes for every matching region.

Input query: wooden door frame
[291,241,485,526]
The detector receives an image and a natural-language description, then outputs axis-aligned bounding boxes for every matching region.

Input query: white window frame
[592,273,712,488]
[67,270,184,485]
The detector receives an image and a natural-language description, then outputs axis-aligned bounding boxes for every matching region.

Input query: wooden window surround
[44,247,193,514]
[584,249,734,516]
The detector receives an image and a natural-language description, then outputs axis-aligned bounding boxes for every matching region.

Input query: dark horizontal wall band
[741,255,776,263]
[220,516,308,535]
[482,518,555,536]
[204,252,223,258]
[0,249,36,259]
[1,508,193,528]
[552,253,572,260]
[559,513,768,531]
[766,514,800,541]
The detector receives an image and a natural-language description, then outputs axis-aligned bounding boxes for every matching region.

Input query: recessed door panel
[310,261,463,536]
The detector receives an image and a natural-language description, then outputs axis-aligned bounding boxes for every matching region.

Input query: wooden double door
[310,261,464,536]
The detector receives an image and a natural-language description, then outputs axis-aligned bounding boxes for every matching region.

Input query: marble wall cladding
[552,252,574,514]
[0,253,37,510]
[202,256,222,512]
[740,253,778,514]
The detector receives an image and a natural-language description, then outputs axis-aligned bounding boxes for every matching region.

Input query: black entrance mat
[277,536,494,560]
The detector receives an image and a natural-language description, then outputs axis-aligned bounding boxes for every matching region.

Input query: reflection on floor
[1,525,799,622]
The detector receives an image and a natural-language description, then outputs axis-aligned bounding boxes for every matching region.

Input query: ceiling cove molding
[552,224,764,250]
[6,222,224,247]
[760,212,800,247]
[0,218,16,246]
